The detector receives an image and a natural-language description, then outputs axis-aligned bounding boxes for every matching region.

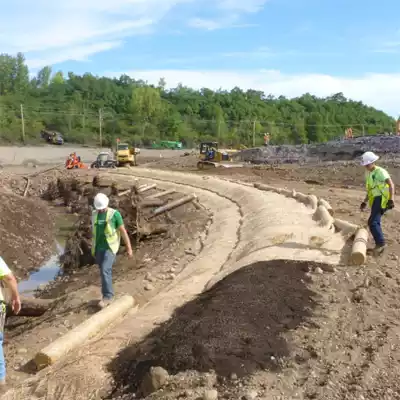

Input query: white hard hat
[360,151,379,166]
[93,193,109,210]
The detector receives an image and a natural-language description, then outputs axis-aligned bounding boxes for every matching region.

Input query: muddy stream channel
[18,211,78,297]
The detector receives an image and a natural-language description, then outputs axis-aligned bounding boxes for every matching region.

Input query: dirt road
[0,146,188,166]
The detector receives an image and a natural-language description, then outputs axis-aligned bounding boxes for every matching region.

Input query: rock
[17,348,28,354]
[168,273,176,280]
[144,283,154,291]
[145,272,155,282]
[203,389,218,400]
[363,276,370,288]
[230,373,238,381]
[314,267,323,275]
[242,390,258,400]
[140,366,169,396]
[201,373,217,387]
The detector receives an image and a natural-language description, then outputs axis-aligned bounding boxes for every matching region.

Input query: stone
[242,390,258,400]
[203,389,218,400]
[140,366,169,396]
[17,348,28,354]
[314,267,323,275]
[144,283,154,291]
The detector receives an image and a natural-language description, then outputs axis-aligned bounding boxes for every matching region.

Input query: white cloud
[26,41,123,69]
[108,69,400,117]
[0,0,268,67]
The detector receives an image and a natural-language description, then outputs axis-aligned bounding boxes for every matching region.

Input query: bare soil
[2,168,210,389]
[103,157,400,400]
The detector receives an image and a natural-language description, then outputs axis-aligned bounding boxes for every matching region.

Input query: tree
[0,51,395,145]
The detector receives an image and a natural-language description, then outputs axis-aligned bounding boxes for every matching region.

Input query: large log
[350,228,368,265]
[146,189,176,199]
[149,194,197,218]
[138,183,157,193]
[318,198,334,215]
[334,218,359,235]
[313,205,334,228]
[7,297,56,317]
[34,295,135,370]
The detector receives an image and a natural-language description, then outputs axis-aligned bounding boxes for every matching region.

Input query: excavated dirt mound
[0,191,53,277]
[110,259,325,397]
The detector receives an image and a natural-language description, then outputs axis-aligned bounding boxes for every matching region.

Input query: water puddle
[18,211,78,297]
[18,243,64,296]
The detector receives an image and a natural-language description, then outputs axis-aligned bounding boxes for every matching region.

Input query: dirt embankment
[0,178,55,278]
[3,170,210,390]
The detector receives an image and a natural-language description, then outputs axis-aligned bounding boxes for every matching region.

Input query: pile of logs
[47,175,198,271]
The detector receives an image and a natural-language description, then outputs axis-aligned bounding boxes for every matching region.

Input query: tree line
[0,52,396,147]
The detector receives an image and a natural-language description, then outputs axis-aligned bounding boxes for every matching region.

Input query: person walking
[360,151,395,255]
[0,256,21,386]
[92,193,133,308]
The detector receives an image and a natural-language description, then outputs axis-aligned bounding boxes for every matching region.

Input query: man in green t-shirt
[0,256,21,386]
[92,193,133,308]
[360,151,395,255]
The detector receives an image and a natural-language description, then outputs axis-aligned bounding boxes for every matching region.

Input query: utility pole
[99,108,103,147]
[252,120,256,147]
[20,104,25,143]
[362,124,365,136]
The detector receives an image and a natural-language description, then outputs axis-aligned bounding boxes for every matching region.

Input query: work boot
[98,298,114,309]
[373,244,387,257]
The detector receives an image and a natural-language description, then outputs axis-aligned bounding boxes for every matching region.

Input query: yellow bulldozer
[197,141,243,169]
[115,141,138,167]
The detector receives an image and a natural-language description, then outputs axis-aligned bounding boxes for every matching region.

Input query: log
[278,188,293,197]
[23,178,30,197]
[350,228,368,265]
[149,194,197,218]
[138,184,157,193]
[34,295,135,370]
[117,189,131,197]
[146,189,176,199]
[313,205,334,228]
[294,192,309,204]
[334,218,359,235]
[318,198,333,215]
[254,183,276,192]
[7,297,56,317]
[308,195,318,210]
[139,198,166,208]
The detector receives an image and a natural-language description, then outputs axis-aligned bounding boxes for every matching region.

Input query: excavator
[65,152,86,169]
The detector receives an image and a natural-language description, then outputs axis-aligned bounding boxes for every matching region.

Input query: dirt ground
[2,168,210,389]
[103,156,400,400]
[2,151,400,400]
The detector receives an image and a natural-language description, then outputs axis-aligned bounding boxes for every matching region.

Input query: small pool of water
[18,211,78,297]
[18,242,64,297]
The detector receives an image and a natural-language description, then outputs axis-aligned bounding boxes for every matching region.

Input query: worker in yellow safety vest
[92,193,133,308]
[360,151,395,255]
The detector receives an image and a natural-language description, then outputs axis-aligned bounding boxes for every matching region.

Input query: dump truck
[115,142,137,166]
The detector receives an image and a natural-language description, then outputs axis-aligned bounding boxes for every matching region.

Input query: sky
[1,0,400,117]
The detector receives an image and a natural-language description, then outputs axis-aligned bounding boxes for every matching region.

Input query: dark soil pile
[110,260,322,398]
[0,191,53,277]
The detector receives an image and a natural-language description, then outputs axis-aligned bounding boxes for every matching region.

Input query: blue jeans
[368,196,385,246]
[0,309,6,381]
[95,249,116,300]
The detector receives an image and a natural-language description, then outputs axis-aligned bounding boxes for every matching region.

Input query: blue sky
[1,0,400,116]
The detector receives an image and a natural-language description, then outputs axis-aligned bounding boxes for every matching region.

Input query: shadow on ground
[107,259,325,397]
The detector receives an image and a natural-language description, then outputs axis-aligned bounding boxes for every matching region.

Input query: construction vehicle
[197,141,243,169]
[41,130,64,145]
[90,152,117,169]
[151,140,183,150]
[65,152,86,169]
[115,141,137,167]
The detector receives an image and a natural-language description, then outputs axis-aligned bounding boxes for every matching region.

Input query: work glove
[387,199,394,210]
[360,202,367,211]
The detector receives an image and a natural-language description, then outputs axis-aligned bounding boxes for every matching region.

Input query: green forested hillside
[0,53,395,147]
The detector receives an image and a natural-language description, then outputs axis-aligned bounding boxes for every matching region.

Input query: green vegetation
[0,52,395,147]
